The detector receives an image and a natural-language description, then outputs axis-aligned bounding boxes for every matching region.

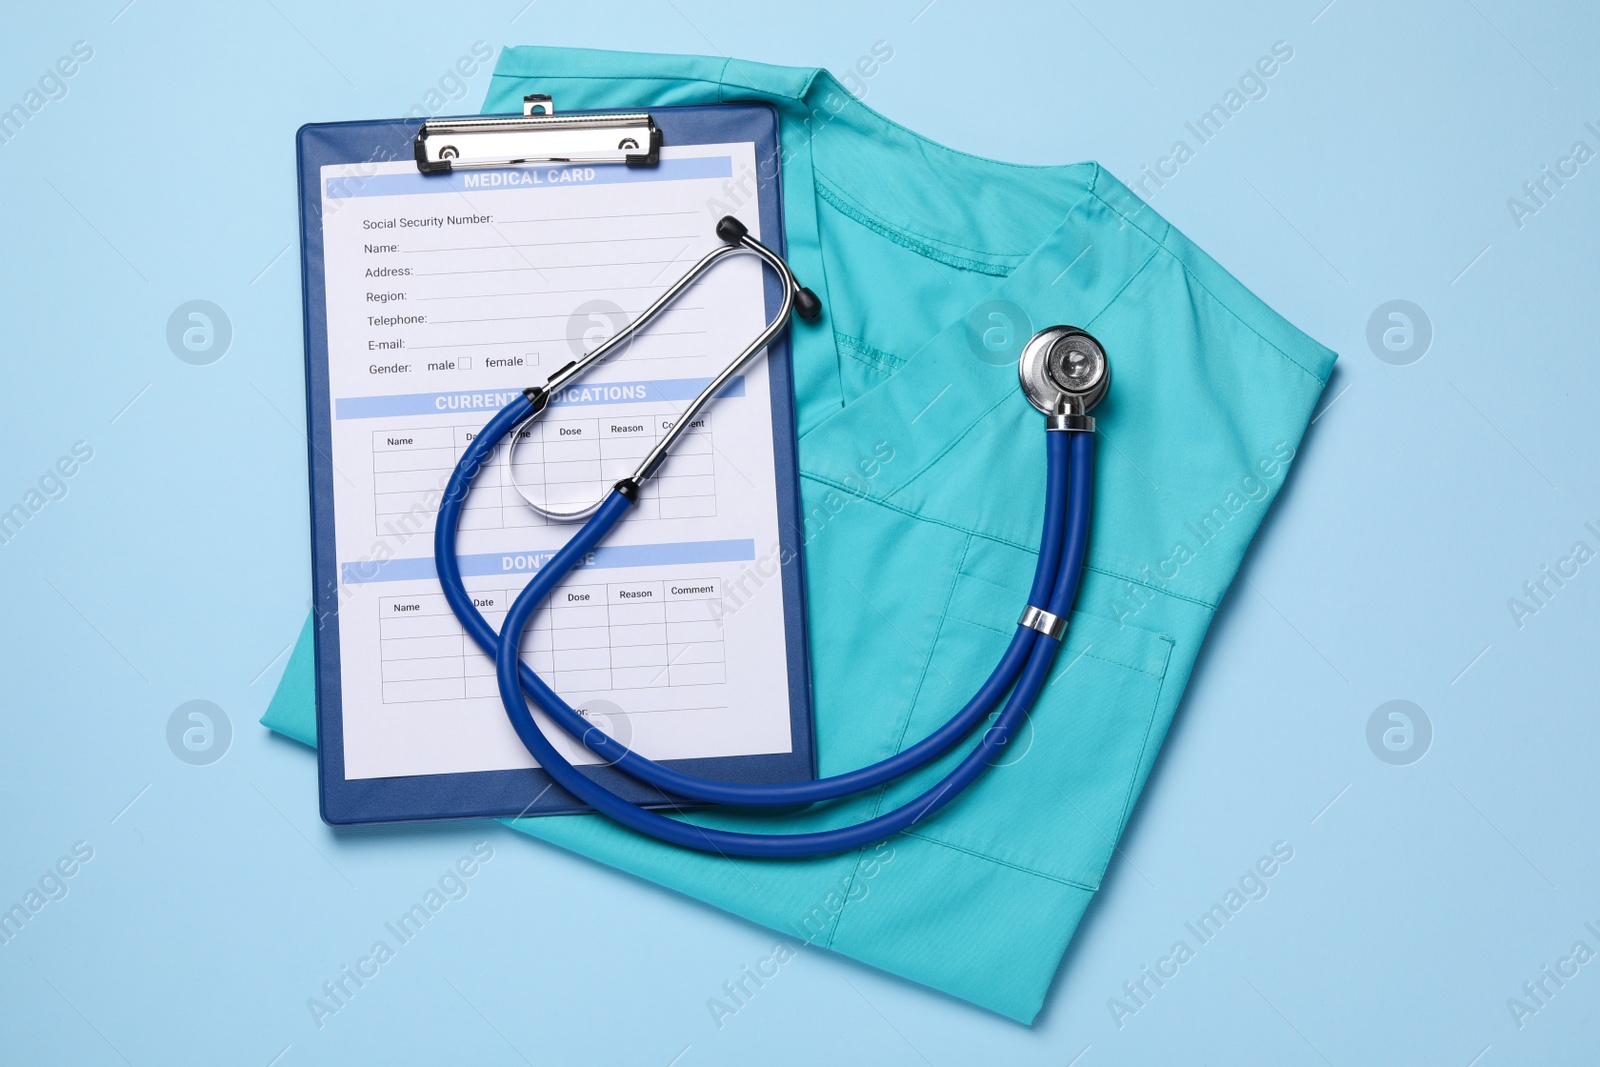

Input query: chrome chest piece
[1018,326,1110,431]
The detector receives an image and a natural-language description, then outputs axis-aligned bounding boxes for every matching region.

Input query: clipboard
[296,98,816,825]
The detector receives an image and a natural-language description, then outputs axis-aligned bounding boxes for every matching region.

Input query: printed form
[318,145,795,780]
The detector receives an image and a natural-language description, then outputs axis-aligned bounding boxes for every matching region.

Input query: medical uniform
[265,46,1336,1022]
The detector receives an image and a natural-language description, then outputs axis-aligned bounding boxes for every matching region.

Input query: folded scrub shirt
[264,46,1337,1023]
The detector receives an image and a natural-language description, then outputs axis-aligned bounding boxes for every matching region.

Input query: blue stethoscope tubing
[433,392,1094,858]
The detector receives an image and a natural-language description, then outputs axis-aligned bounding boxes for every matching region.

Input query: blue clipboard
[296,103,816,825]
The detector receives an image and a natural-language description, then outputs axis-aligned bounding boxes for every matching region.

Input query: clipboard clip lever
[414,95,662,174]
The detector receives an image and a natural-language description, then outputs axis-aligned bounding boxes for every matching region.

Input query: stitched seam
[716,65,823,105]
[1104,636,1176,853]
[805,204,1306,607]
[902,628,1174,890]
[897,831,1100,892]
[1046,631,1174,677]
[878,245,1160,509]
[825,849,872,950]
[835,331,906,371]
[844,348,896,377]
[939,608,1173,676]
[825,531,972,951]
[483,72,1326,382]
[1083,242,1166,332]
[1090,563,1220,609]
[879,391,1017,506]
[1165,245,1326,383]
[943,613,1015,638]
[702,72,867,922]
[1080,179,1330,385]
[805,470,1034,549]
[944,614,1169,676]
[815,182,1015,276]
[807,244,1227,613]
[780,81,854,420]
[712,68,1100,272]
[879,533,972,783]
[488,72,730,90]
[818,178,1022,270]
[798,474,1221,610]
[1063,646,1165,677]
[715,63,1095,176]
[838,346,893,378]
[817,179,1039,262]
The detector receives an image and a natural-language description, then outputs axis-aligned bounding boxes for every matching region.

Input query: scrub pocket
[874,534,1174,891]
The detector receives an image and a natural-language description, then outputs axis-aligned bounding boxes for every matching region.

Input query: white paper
[316,144,795,780]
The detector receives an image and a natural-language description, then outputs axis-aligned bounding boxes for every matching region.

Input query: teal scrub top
[264,46,1337,1023]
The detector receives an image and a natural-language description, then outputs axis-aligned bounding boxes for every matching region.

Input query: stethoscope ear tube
[431,213,1105,856]
[436,396,1094,856]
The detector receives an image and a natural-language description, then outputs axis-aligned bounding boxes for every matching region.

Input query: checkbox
[459,357,472,370]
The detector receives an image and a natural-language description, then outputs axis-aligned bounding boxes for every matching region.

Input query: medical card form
[312,140,801,789]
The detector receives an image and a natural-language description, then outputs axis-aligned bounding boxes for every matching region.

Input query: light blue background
[2,1,1596,1064]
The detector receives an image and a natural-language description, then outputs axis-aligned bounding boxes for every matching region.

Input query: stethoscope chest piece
[1018,326,1109,430]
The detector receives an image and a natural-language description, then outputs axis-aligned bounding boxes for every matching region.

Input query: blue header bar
[326,156,731,199]
[342,538,754,585]
[334,375,744,420]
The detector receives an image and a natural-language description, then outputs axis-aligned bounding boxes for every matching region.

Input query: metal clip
[414,96,661,174]
[1018,605,1068,640]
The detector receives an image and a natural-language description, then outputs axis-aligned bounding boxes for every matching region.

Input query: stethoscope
[433,216,1109,858]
